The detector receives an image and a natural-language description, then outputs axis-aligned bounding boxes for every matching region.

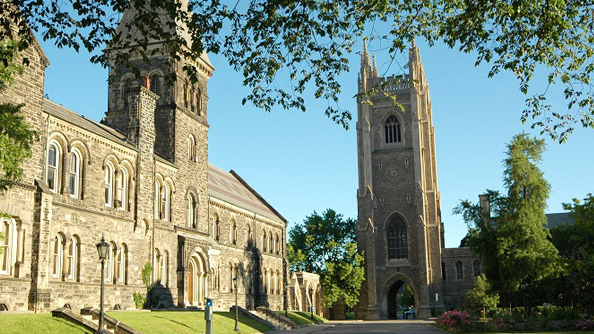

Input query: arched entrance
[386,279,417,320]
[187,254,207,306]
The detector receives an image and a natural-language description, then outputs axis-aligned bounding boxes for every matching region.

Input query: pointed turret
[372,53,379,79]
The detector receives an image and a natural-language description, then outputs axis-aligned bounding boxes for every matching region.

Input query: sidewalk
[266,323,335,334]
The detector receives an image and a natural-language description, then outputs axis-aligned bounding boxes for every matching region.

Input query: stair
[251,306,296,330]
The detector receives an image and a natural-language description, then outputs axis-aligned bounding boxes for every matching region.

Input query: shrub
[465,274,499,318]
[133,292,146,309]
[577,319,594,331]
[435,310,473,333]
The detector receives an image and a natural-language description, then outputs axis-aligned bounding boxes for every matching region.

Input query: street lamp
[284,282,289,317]
[95,236,109,334]
[233,277,240,333]
[309,287,314,321]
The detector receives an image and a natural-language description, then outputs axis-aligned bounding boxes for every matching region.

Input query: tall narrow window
[188,135,196,161]
[154,249,161,282]
[275,234,280,255]
[387,214,408,259]
[109,242,117,283]
[473,260,481,277]
[67,236,79,280]
[118,167,128,211]
[162,183,171,221]
[190,89,195,113]
[161,250,168,286]
[119,244,127,284]
[47,141,60,192]
[105,162,114,207]
[262,231,267,252]
[68,149,82,198]
[197,88,202,115]
[231,221,237,245]
[52,234,63,279]
[215,215,220,240]
[384,115,402,143]
[123,78,132,108]
[246,225,252,246]
[442,262,447,281]
[184,83,188,108]
[0,219,16,276]
[187,193,197,227]
[150,74,161,96]
[456,261,464,280]
[154,181,161,219]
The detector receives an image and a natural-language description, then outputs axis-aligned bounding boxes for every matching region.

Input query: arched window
[123,78,132,108]
[196,88,202,115]
[154,180,161,219]
[153,248,161,283]
[263,268,267,293]
[108,242,117,283]
[268,234,273,253]
[456,261,464,280]
[0,219,18,276]
[68,149,82,198]
[387,214,407,259]
[67,236,79,280]
[384,115,402,144]
[275,233,280,254]
[262,231,267,252]
[188,135,196,161]
[150,74,161,96]
[246,225,252,246]
[47,141,61,192]
[190,88,195,113]
[231,221,237,245]
[214,215,220,241]
[473,260,481,277]
[52,234,64,279]
[104,162,115,207]
[118,244,128,284]
[161,182,170,221]
[118,167,129,211]
[441,262,446,281]
[187,193,197,227]
[161,250,168,286]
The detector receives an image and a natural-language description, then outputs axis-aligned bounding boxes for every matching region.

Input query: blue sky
[37,33,594,248]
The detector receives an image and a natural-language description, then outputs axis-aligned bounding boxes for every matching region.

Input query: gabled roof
[43,98,136,150]
[208,164,286,224]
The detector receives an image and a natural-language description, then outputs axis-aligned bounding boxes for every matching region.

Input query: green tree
[550,194,594,313]
[287,209,364,309]
[1,1,593,139]
[455,134,561,304]
[465,274,500,318]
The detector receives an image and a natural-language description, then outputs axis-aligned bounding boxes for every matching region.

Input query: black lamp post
[233,277,240,333]
[309,287,314,321]
[95,237,109,334]
[284,282,289,317]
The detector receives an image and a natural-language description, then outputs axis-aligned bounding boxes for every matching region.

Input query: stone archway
[187,253,207,307]
[381,274,419,320]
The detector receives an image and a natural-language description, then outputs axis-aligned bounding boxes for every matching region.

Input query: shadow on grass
[51,317,92,333]
[217,311,274,332]
[153,315,195,331]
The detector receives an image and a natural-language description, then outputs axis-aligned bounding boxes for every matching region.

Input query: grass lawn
[108,311,273,334]
[277,311,326,326]
[0,313,92,334]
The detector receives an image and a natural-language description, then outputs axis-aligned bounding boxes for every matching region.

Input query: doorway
[387,280,415,319]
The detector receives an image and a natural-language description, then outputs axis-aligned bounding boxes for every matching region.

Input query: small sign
[206,299,213,307]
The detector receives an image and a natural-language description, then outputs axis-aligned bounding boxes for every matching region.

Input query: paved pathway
[269,320,445,334]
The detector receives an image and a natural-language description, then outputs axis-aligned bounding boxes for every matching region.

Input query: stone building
[0,6,288,312]
[355,43,479,320]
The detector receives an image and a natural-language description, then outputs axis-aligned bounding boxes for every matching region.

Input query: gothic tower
[356,43,445,319]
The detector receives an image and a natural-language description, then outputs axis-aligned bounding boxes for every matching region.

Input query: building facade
[356,43,478,320]
[0,7,288,313]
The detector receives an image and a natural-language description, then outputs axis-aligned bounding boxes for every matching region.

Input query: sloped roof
[43,99,136,150]
[546,213,574,229]
[208,164,285,223]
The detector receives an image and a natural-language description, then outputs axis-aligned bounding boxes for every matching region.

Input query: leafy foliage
[465,274,500,317]
[1,1,594,139]
[287,209,364,308]
[551,194,594,313]
[454,133,561,303]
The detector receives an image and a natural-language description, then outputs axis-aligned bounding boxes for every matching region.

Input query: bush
[435,310,473,333]
[577,319,594,331]
[465,274,499,318]
[133,292,146,309]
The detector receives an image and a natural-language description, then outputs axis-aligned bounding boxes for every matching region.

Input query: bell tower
[356,42,445,319]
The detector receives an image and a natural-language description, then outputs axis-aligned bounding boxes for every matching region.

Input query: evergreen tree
[465,274,499,317]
